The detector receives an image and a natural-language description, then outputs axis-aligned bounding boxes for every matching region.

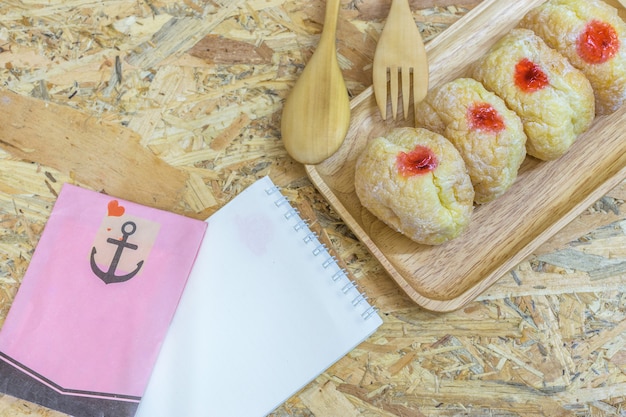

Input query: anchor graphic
[90,221,144,284]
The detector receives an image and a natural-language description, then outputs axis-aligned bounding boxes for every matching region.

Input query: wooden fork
[373,0,429,121]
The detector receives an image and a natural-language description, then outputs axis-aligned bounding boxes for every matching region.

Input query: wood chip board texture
[0,1,625,416]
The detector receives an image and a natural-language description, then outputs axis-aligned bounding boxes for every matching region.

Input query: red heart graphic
[107,200,125,217]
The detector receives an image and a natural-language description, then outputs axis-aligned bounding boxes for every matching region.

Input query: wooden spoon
[280,0,350,165]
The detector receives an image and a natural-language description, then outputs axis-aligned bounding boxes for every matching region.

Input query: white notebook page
[136,176,382,417]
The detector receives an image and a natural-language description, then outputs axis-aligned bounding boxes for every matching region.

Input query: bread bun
[520,0,626,115]
[354,127,474,245]
[415,78,527,204]
[470,28,595,161]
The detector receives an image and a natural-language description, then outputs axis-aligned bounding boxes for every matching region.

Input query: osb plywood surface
[0,0,624,416]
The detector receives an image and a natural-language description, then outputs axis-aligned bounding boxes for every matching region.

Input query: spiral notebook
[135,176,382,417]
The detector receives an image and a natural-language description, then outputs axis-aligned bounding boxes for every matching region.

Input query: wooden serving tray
[305,0,626,312]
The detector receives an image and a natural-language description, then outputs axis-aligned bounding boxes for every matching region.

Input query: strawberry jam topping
[468,102,505,133]
[514,58,549,92]
[396,145,438,177]
[577,20,620,64]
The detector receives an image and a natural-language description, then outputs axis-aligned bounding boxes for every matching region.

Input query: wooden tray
[305,0,626,312]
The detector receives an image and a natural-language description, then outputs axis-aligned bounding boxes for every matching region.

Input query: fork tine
[413,61,428,120]
[390,66,399,120]
[401,67,411,120]
[373,66,388,120]
[413,67,421,121]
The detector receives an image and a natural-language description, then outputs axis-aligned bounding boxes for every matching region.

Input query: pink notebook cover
[0,183,207,417]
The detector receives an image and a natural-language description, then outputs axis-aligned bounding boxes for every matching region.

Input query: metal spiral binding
[351,293,368,306]
[332,270,347,282]
[293,219,308,232]
[265,185,280,195]
[264,184,379,322]
[273,195,290,208]
[312,243,326,256]
[284,208,299,220]
[322,256,336,269]
[361,306,378,320]
[341,281,357,294]
[303,232,316,244]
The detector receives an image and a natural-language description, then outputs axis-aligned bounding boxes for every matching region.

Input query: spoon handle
[390,0,411,15]
[320,0,341,44]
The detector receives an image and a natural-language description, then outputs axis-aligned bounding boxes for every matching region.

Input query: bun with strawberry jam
[354,127,474,245]
[470,29,595,161]
[519,0,626,115]
[415,78,527,204]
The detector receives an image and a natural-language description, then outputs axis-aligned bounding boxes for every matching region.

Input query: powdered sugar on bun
[471,28,595,161]
[354,127,474,245]
[520,0,626,115]
[415,78,527,204]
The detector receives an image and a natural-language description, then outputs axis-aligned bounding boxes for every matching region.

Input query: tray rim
[306,164,626,312]
[305,0,626,312]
